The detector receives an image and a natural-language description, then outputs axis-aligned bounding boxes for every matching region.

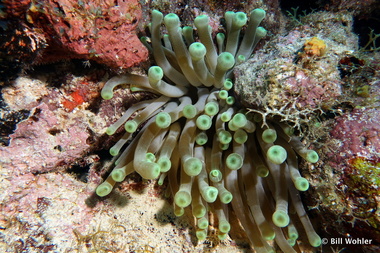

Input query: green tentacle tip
[184,157,203,176]
[310,234,322,247]
[195,132,208,145]
[256,27,267,37]
[96,182,113,197]
[257,165,269,177]
[262,228,276,241]
[111,169,126,182]
[101,89,113,100]
[152,9,163,17]
[174,206,184,217]
[306,150,319,163]
[224,11,235,21]
[217,33,225,44]
[288,238,296,246]
[205,101,219,116]
[282,125,294,136]
[218,130,232,144]
[148,66,164,81]
[237,55,246,64]
[194,15,209,27]
[234,129,248,144]
[219,220,231,233]
[124,120,137,133]
[218,233,227,241]
[105,126,116,136]
[251,8,266,21]
[155,112,171,128]
[288,225,298,240]
[157,175,165,186]
[193,204,206,218]
[220,191,233,204]
[217,52,235,71]
[226,96,235,105]
[234,12,247,27]
[219,143,229,151]
[138,161,161,179]
[140,36,148,44]
[196,115,212,130]
[203,186,218,203]
[267,145,287,164]
[209,169,222,183]
[109,146,120,157]
[174,191,192,208]
[158,157,171,172]
[130,86,145,92]
[218,90,229,99]
[189,42,206,60]
[197,217,209,230]
[163,13,180,27]
[262,128,277,143]
[223,80,233,90]
[182,26,193,36]
[272,210,290,228]
[196,230,207,241]
[226,153,243,170]
[295,177,309,191]
[146,152,156,162]
[221,111,232,122]
[232,113,247,128]
[183,104,196,119]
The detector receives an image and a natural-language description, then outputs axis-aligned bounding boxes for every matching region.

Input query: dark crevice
[353,9,380,50]
[280,0,328,16]
[67,164,91,183]
[0,107,30,146]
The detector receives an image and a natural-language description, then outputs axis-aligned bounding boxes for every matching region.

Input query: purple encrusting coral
[0,172,98,251]
[307,105,380,251]
[0,103,90,175]
[0,75,106,175]
[329,108,380,165]
[303,49,380,251]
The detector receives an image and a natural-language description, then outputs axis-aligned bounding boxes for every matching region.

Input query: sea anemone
[96,9,321,252]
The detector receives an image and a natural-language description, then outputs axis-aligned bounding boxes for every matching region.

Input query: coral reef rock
[234,11,358,127]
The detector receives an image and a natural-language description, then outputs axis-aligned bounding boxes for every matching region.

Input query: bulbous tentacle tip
[251,8,266,21]
[163,13,180,27]
[267,145,287,165]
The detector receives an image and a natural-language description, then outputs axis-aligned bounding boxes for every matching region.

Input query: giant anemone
[96,9,321,252]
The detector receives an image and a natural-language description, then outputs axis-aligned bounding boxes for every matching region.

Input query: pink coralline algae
[0,72,111,176]
[329,108,380,165]
[6,0,148,69]
[0,171,100,251]
[0,102,91,175]
[275,69,341,109]
[317,107,380,248]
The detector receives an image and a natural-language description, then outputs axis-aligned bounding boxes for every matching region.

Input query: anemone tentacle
[96,9,321,252]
